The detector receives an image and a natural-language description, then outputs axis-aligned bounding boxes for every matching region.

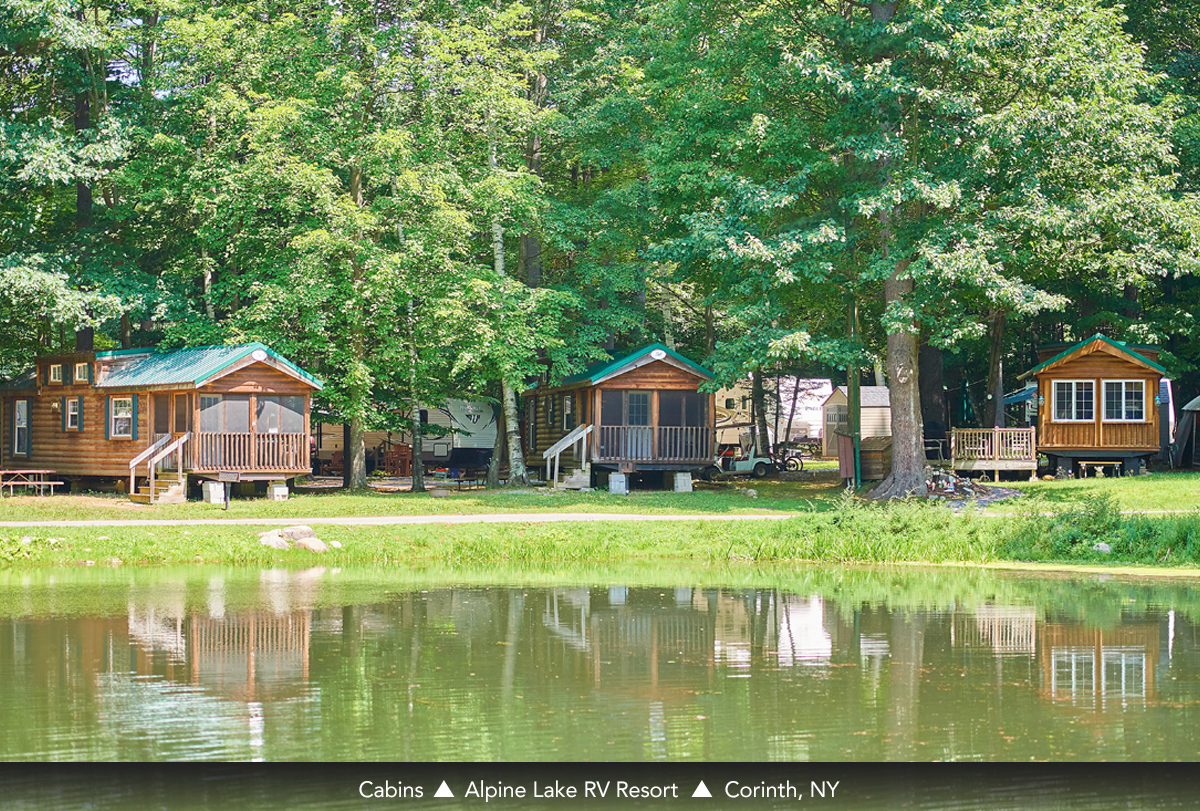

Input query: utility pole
[848,295,862,488]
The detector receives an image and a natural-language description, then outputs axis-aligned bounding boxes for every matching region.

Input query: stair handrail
[147,432,191,502]
[150,432,190,468]
[543,423,593,487]
[543,423,593,459]
[129,435,172,494]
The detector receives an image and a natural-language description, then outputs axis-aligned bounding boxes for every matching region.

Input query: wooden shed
[1018,334,1165,475]
[0,343,322,502]
[522,344,715,487]
[821,386,891,458]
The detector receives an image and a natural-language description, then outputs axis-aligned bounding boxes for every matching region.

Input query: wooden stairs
[131,472,187,504]
[555,467,592,490]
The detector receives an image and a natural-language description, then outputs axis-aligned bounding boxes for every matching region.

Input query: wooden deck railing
[950,427,1037,471]
[191,432,309,472]
[594,426,712,463]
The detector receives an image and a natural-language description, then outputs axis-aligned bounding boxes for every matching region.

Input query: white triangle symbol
[435,782,455,798]
[693,781,712,798]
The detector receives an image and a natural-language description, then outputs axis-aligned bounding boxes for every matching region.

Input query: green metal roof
[1021,334,1166,379]
[0,369,36,392]
[558,343,714,387]
[96,343,323,390]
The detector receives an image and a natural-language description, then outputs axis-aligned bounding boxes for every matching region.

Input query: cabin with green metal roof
[522,344,715,488]
[0,343,322,502]
[1017,334,1166,474]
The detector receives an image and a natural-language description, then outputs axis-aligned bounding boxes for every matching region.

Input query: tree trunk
[74,46,92,233]
[487,403,504,489]
[984,310,1005,428]
[782,377,799,448]
[866,0,925,499]
[410,404,424,493]
[340,164,369,490]
[490,142,531,486]
[872,268,927,499]
[141,10,159,110]
[751,370,771,457]
[345,417,367,490]
[120,314,132,349]
[407,301,425,493]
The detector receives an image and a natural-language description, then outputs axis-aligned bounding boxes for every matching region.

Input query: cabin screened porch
[592,390,713,466]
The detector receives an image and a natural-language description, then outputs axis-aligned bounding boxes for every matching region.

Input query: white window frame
[49,364,62,383]
[74,362,89,382]
[111,396,133,439]
[13,399,28,456]
[66,398,80,430]
[1102,379,1146,423]
[1052,379,1095,423]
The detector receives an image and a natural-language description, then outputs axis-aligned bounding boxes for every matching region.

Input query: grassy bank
[997,469,1200,512]
[0,478,841,522]
[4,494,1200,572]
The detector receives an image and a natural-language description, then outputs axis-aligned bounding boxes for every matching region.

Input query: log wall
[1,385,150,477]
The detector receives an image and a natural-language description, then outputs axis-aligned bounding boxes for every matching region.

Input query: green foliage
[1002,493,1200,564]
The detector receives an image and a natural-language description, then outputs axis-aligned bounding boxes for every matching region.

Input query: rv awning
[1003,389,1036,405]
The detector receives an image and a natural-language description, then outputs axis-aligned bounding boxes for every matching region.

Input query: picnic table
[0,469,63,496]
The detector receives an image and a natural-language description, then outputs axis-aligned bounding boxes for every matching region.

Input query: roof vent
[650,349,667,360]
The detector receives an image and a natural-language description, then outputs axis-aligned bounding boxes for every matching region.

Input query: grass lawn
[992,469,1200,512]
[0,477,845,522]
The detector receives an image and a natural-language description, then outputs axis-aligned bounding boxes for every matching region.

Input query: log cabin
[522,344,715,489]
[0,343,322,502]
[1018,334,1166,475]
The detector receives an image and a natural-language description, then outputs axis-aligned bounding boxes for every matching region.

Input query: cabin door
[152,394,173,471]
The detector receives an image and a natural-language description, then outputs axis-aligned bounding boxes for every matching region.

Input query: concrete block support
[202,481,224,504]
[609,472,629,495]
[268,481,289,501]
[673,472,693,492]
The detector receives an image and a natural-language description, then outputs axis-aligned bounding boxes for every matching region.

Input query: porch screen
[256,396,305,433]
[658,392,708,427]
[199,394,250,433]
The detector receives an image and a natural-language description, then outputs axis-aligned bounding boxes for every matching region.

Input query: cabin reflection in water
[124,571,316,702]
[1039,624,1159,709]
[951,605,1038,656]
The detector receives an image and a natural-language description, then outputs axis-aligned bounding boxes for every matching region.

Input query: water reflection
[0,567,1198,760]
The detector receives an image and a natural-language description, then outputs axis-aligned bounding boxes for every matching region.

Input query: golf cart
[705,431,780,479]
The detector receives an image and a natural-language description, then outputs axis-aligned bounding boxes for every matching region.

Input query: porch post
[651,391,659,460]
[248,395,257,470]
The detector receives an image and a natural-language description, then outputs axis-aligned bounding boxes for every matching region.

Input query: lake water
[1,564,1199,762]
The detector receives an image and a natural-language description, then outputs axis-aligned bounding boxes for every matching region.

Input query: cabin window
[600,391,651,425]
[49,364,62,383]
[66,398,80,429]
[199,394,250,433]
[75,363,89,383]
[563,394,574,431]
[1053,381,1093,422]
[1103,381,1145,422]
[13,399,29,455]
[525,398,536,449]
[546,395,557,427]
[256,395,305,433]
[110,396,134,438]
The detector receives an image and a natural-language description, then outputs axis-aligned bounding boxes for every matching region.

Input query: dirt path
[0,512,801,529]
